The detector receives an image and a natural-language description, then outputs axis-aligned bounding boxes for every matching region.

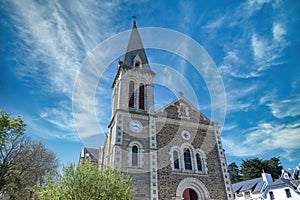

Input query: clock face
[129,120,143,133]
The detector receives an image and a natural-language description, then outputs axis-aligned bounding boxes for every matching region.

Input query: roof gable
[156,96,211,125]
[232,178,264,194]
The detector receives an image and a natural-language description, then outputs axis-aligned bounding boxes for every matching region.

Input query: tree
[262,157,283,179]
[5,140,58,199]
[39,161,133,200]
[0,111,58,199]
[228,162,241,183]
[231,157,283,182]
[0,111,26,192]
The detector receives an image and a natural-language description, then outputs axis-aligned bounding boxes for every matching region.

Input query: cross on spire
[132,16,137,28]
[179,91,184,97]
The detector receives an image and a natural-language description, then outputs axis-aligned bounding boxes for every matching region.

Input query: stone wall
[155,99,228,200]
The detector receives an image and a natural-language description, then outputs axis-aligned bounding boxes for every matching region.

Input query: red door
[183,188,198,200]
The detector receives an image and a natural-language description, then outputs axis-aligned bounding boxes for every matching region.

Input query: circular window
[181,130,191,140]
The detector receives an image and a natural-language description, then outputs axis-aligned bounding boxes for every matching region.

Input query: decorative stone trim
[213,127,234,200]
[181,130,191,140]
[155,116,211,129]
[169,143,207,174]
[177,103,190,119]
[116,113,123,145]
[169,146,182,171]
[127,141,144,168]
[175,177,210,200]
[150,150,158,200]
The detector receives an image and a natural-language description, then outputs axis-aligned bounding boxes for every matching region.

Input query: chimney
[262,170,273,185]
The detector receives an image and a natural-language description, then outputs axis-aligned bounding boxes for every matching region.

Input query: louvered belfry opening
[139,83,145,110]
[129,80,135,108]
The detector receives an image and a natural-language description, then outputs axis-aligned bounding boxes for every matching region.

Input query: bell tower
[107,20,158,200]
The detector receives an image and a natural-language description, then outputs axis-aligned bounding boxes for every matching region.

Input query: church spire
[121,19,152,72]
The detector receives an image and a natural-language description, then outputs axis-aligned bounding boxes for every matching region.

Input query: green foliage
[0,111,58,199]
[39,161,133,200]
[0,111,27,192]
[0,110,26,150]
[228,157,283,183]
[228,162,241,183]
[240,157,264,181]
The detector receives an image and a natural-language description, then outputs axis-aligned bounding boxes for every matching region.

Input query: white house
[262,178,300,200]
[232,172,300,200]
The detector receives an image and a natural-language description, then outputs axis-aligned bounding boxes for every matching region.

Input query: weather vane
[132,16,136,22]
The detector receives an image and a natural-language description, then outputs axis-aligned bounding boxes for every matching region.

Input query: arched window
[139,83,145,110]
[173,151,180,169]
[184,148,192,170]
[129,81,135,108]
[134,60,140,67]
[132,145,138,166]
[196,153,202,171]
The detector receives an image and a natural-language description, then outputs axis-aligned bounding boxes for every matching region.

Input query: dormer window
[133,54,142,68]
[135,61,140,67]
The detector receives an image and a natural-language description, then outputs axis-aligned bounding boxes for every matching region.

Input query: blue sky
[1,0,299,169]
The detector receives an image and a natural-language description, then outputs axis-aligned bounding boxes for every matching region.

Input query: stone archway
[183,188,198,200]
[175,177,210,200]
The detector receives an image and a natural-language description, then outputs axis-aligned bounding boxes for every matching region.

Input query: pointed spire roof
[121,21,152,73]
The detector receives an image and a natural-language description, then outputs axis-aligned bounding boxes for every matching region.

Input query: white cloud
[203,15,227,29]
[209,0,289,79]
[273,23,286,42]
[223,121,300,161]
[225,84,258,113]
[39,101,76,132]
[4,0,127,143]
[10,0,123,96]
[267,96,300,119]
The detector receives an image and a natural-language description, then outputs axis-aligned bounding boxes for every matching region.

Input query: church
[85,21,234,200]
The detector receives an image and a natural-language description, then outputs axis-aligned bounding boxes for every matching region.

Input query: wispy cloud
[225,84,258,113]
[2,0,127,143]
[7,0,123,96]
[251,22,287,71]
[203,0,288,79]
[267,96,300,119]
[40,101,75,132]
[259,92,300,119]
[203,15,227,29]
[223,121,300,161]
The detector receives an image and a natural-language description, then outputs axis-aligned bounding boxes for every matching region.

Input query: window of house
[132,145,138,166]
[244,191,250,198]
[184,148,192,170]
[129,81,135,108]
[173,151,180,170]
[269,191,274,200]
[139,83,145,110]
[285,189,291,198]
[196,153,202,171]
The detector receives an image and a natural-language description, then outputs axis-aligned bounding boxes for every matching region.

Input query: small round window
[181,130,191,140]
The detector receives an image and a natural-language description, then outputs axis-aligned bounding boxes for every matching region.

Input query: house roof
[232,177,265,194]
[262,178,300,198]
[82,147,99,163]
[267,178,297,189]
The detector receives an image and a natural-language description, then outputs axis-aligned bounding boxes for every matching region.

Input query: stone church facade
[97,21,234,200]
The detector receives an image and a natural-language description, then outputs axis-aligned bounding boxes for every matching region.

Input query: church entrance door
[182,188,198,200]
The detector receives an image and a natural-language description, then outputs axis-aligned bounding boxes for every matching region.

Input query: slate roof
[262,178,300,198]
[121,21,152,73]
[232,177,265,194]
[82,147,99,163]
[267,178,297,189]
